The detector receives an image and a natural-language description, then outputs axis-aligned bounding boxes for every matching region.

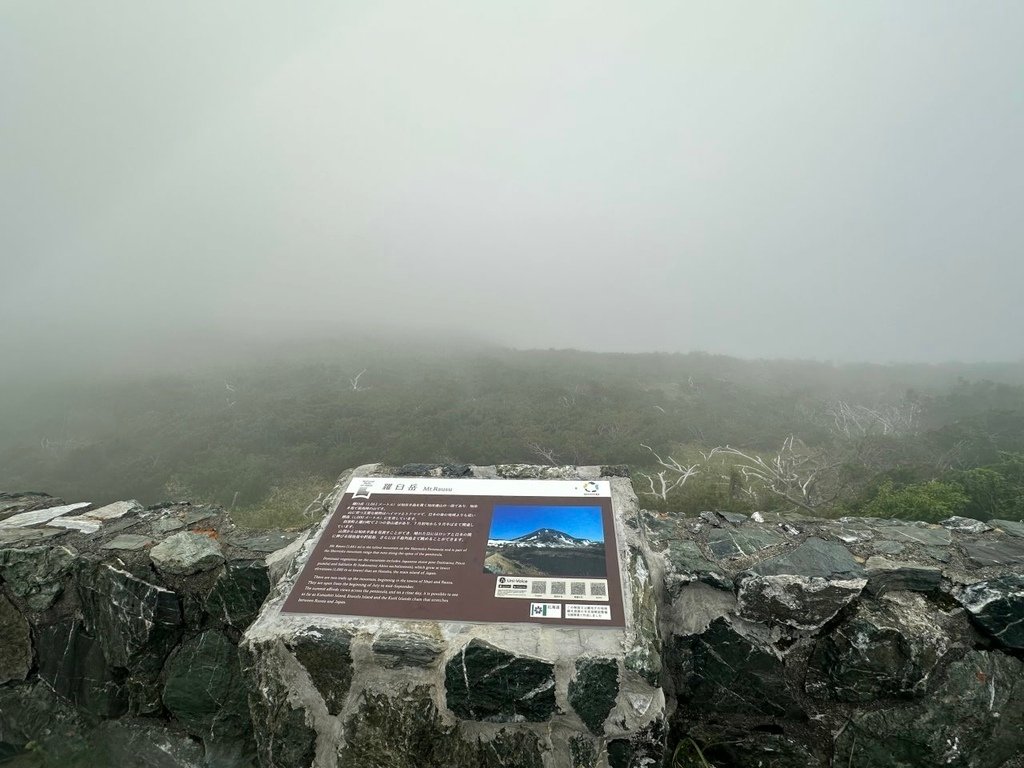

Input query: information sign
[282,476,626,627]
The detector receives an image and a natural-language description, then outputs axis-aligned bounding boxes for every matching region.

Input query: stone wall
[0,491,304,767]
[2,469,1023,768]
[651,507,1024,767]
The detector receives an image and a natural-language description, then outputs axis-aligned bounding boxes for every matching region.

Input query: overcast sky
[3,2,1022,364]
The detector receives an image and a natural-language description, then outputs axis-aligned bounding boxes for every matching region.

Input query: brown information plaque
[282,477,625,628]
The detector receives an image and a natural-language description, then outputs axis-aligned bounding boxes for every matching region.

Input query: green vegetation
[861,480,969,523]
[2,341,1023,528]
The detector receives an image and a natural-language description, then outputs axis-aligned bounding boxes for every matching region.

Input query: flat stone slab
[0,502,90,529]
[151,532,224,575]
[229,532,299,553]
[51,500,143,534]
[990,519,1024,538]
[0,527,67,546]
[100,534,155,551]
[940,516,993,534]
[707,527,786,560]
[864,556,943,596]
[961,537,1024,567]
[745,537,863,579]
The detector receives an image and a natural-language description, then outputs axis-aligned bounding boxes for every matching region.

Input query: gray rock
[0,544,77,610]
[880,525,953,547]
[961,536,1024,567]
[153,517,185,534]
[871,540,906,556]
[941,516,993,534]
[834,650,1024,768]
[228,531,299,553]
[664,581,737,637]
[737,573,866,630]
[570,735,599,768]
[0,501,90,528]
[746,537,864,579]
[662,539,729,593]
[699,510,749,527]
[204,560,271,629]
[288,627,354,716]
[0,492,64,518]
[606,719,666,768]
[36,619,128,717]
[50,500,143,534]
[624,547,661,685]
[839,518,953,547]
[77,562,182,670]
[924,546,953,563]
[0,592,30,684]
[88,719,206,768]
[990,518,1024,538]
[372,631,443,668]
[673,617,801,718]
[101,533,155,550]
[958,573,1024,650]
[239,638,317,768]
[338,685,546,768]
[681,724,823,768]
[707,526,786,560]
[182,508,218,525]
[0,681,87,757]
[864,556,943,596]
[568,657,619,735]
[162,630,252,752]
[150,532,225,575]
[0,526,67,546]
[396,463,473,478]
[805,595,950,702]
[445,639,556,722]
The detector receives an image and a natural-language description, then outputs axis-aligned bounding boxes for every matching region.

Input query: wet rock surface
[150,531,225,575]
[569,657,620,734]
[445,639,557,723]
[288,626,354,715]
[958,573,1024,650]
[645,498,1024,768]
[0,493,301,766]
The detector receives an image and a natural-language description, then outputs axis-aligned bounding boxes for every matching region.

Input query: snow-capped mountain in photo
[487,527,599,549]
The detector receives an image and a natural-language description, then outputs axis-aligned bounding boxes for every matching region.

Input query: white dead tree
[303,492,326,518]
[826,400,920,438]
[526,442,560,466]
[349,369,369,391]
[707,436,831,513]
[638,444,700,501]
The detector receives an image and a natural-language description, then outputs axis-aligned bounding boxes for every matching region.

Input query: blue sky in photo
[488,505,604,541]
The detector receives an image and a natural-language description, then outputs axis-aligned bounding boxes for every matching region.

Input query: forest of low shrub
[2,340,1022,528]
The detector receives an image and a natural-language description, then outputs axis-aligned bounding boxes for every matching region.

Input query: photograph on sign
[484,504,606,578]
[281,477,625,628]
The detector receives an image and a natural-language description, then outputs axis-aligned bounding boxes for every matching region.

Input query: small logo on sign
[583,481,599,494]
[529,603,562,619]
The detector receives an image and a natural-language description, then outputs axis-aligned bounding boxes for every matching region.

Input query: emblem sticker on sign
[281,477,625,627]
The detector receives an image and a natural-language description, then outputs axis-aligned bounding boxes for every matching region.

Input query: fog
[3,2,1022,368]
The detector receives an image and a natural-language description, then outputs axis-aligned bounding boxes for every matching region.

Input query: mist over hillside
[3,338,1023,529]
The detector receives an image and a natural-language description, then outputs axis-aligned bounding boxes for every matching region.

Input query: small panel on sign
[281,476,625,627]
[529,603,563,619]
[564,604,613,621]
[495,576,609,601]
